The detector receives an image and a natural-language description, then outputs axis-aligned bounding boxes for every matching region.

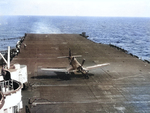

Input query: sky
[0,0,150,17]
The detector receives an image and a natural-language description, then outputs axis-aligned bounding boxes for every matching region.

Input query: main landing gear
[84,74,89,79]
[81,70,89,79]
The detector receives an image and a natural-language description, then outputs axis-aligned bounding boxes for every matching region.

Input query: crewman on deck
[1,67,11,80]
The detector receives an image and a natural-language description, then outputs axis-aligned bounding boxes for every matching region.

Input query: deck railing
[0,80,14,92]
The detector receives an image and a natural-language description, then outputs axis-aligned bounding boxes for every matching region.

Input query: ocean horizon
[0,16,150,61]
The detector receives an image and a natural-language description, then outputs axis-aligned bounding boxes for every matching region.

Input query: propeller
[77,59,85,71]
[81,59,85,66]
[69,48,71,57]
[79,59,89,79]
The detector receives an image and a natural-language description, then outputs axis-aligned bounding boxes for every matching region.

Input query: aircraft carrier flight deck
[9,33,150,113]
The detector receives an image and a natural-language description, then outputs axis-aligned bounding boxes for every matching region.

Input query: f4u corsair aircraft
[41,49,110,79]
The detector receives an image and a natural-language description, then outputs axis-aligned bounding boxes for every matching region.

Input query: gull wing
[41,68,68,72]
[84,63,110,70]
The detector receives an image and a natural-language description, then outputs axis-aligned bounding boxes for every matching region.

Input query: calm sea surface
[0,16,150,61]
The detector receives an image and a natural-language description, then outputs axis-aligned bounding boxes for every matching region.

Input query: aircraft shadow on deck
[31,72,94,80]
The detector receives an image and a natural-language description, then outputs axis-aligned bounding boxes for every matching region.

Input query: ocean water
[0,16,150,61]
